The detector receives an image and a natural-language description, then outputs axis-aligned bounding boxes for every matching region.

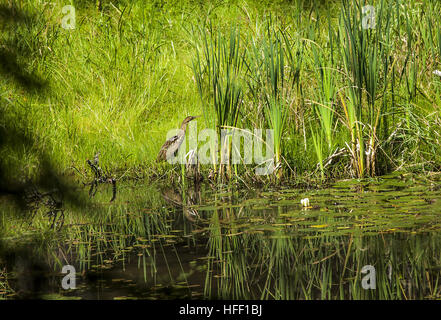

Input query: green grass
[3,0,441,300]
[1,0,441,184]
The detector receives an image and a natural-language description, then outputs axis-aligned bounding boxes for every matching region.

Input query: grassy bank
[1,0,441,185]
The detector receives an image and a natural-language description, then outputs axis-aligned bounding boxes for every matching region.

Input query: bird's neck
[180,122,188,132]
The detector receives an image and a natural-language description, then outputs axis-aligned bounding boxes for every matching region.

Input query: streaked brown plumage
[156,116,200,162]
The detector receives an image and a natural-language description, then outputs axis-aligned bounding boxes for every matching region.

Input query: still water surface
[2,173,441,299]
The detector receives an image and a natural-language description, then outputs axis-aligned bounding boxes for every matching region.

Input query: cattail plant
[311,42,337,150]
[192,24,245,179]
[339,0,393,177]
[247,23,301,179]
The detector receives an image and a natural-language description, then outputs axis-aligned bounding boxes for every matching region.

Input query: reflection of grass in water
[205,207,252,299]
[2,178,441,299]
[64,183,179,276]
[198,179,441,299]
[0,267,15,299]
[67,179,441,299]
[205,225,441,299]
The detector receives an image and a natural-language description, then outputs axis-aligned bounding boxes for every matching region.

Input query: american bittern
[156,116,200,162]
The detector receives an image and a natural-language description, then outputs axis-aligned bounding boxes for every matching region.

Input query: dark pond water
[1,173,441,299]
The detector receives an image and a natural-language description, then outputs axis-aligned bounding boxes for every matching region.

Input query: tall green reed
[339,0,394,177]
[247,24,301,178]
[262,30,288,178]
[310,37,337,178]
[192,25,245,178]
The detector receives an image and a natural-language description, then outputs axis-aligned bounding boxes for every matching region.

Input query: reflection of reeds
[204,217,441,299]
[3,179,441,299]
[0,267,15,299]
[205,207,251,299]
[56,183,441,299]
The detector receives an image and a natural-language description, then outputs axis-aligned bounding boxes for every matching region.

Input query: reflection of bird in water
[157,116,200,162]
[161,187,183,207]
[161,186,200,222]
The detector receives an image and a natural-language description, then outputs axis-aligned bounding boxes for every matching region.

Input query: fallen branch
[85,152,117,202]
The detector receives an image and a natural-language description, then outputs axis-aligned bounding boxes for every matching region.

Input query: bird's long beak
[191,115,202,120]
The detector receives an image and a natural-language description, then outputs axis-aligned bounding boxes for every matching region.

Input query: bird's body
[156,116,200,162]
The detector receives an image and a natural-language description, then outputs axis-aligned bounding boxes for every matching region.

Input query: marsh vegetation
[1,0,441,300]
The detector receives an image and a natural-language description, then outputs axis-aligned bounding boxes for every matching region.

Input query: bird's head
[182,115,201,125]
